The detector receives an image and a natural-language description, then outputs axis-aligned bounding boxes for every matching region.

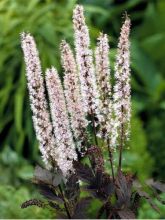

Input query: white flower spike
[95,33,113,141]
[73,5,100,119]
[113,16,131,153]
[21,33,56,166]
[61,40,88,152]
[46,67,77,177]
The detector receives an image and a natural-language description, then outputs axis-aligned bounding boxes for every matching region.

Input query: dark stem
[91,111,98,145]
[107,138,115,183]
[118,106,124,170]
[58,185,71,219]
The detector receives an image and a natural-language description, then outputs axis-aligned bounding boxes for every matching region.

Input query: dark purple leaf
[34,165,62,187]
[145,180,165,205]
[137,190,160,213]
[39,184,63,203]
[147,179,165,193]
[115,170,131,207]
[65,174,80,201]
[52,172,63,187]
[72,197,92,219]
[34,165,52,185]
[74,161,94,183]
[83,172,114,201]
[48,201,64,211]
[131,192,141,214]
[117,209,136,219]
[102,173,115,197]
[56,213,68,219]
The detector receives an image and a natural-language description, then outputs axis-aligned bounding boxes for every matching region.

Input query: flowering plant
[21,5,164,219]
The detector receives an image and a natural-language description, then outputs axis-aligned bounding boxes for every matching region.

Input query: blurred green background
[0,0,164,218]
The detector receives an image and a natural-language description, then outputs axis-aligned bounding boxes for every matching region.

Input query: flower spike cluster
[73,5,100,119]
[61,40,88,152]
[46,67,77,177]
[95,33,113,140]
[21,5,131,178]
[21,33,56,166]
[113,16,131,147]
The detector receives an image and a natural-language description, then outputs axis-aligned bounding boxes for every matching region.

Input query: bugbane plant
[21,5,165,219]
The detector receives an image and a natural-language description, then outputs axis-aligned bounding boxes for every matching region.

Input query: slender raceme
[73,5,100,120]
[46,67,77,176]
[95,33,113,140]
[61,40,88,152]
[95,33,115,180]
[21,33,56,166]
[112,16,131,169]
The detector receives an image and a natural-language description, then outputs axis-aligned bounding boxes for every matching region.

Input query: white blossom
[46,67,77,176]
[61,40,88,152]
[95,33,113,140]
[112,16,131,147]
[73,5,100,119]
[21,33,56,166]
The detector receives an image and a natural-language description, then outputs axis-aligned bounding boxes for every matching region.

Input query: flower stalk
[113,16,131,170]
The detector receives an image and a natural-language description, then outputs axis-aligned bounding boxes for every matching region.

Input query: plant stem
[58,185,71,219]
[107,138,115,182]
[91,111,98,145]
[118,106,124,170]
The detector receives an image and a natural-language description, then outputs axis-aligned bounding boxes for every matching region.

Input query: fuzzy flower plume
[95,33,113,140]
[46,67,77,176]
[21,33,56,166]
[113,16,131,147]
[61,40,88,152]
[73,5,100,118]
